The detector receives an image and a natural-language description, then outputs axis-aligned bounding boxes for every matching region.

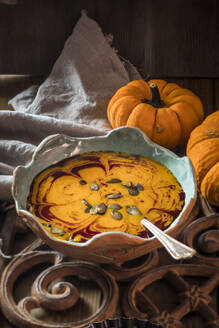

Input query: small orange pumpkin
[186,110,219,206]
[107,79,204,150]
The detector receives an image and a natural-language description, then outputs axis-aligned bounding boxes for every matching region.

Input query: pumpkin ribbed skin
[107,79,204,150]
[186,110,219,206]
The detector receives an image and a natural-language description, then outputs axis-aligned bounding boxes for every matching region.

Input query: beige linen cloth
[0,11,142,201]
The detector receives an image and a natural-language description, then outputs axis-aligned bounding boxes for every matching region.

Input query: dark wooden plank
[214,80,219,110]
[0,0,218,77]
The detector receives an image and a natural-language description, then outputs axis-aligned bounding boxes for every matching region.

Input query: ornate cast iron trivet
[0,241,119,328]
[182,194,219,267]
[122,264,219,328]
[102,250,159,281]
[85,317,163,328]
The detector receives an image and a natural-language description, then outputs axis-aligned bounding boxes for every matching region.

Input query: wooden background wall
[0,0,218,115]
[0,0,218,77]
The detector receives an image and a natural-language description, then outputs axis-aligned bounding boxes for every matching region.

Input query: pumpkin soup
[27,151,185,242]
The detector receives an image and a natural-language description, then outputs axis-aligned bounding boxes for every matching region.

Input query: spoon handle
[141,218,196,260]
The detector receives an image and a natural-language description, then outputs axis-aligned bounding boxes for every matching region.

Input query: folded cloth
[0,11,142,202]
[0,111,106,201]
[9,10,141,128]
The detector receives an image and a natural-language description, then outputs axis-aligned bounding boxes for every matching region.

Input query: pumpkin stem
[142,83,164,108]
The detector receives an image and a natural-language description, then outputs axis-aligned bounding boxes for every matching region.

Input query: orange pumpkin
[107,79,204,150]
[186,110,219,206]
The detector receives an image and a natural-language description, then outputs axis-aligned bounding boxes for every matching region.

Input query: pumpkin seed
[89,203,107,215]
[90,183,99,191]
[128,187,139,196]
[89,206,99,215]
[50,226,66,236]
[136,182,144,191]
[106,178,122,183]
[105,192,123,199]
[79,180,87,185]
[108,203,122,210]
[44,223,52,228]
[111,209,123,220]
[121,184,129,189]
[95,203,107,214]
[126,205,142,216]
[81,199,92,208]
[122,181,133,189]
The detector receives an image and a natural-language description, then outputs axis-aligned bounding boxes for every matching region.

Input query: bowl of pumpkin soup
[12,127,197,264]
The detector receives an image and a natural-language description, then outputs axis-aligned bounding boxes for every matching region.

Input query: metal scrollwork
[0,248,119,328]
[122,264,219,328]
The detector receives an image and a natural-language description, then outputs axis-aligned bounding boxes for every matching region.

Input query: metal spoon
[141,218,196,260]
